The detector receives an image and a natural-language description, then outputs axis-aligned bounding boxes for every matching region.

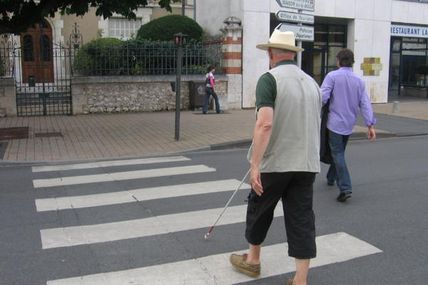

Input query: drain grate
[0,127,29,140]
[34,132,63,138]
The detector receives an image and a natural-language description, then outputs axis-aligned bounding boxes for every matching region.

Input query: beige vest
[249,64,322,173]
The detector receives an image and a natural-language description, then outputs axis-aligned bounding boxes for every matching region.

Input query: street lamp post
[173,32,187,141]
[182,0,186,16]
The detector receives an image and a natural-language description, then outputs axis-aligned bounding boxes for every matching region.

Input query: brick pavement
[0,110,255,162]
[0,100,427,162]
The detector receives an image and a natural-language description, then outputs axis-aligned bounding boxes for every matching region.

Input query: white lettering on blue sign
[391,24,428,38]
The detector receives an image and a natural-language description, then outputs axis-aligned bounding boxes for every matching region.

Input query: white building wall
[391,0,428,24]
[197,0,428,107]
[241,0,270,108]
[196,0,241,36]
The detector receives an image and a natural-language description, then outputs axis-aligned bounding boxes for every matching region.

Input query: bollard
[392,101,400,113]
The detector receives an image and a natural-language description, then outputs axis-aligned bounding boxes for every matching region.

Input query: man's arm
[358,80,377,141]
[250,106,273,196]
[367,125,376,141]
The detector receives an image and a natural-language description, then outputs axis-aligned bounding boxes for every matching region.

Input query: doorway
[15,19,72,116]
[302,46,327,85]
[20,20,54,84]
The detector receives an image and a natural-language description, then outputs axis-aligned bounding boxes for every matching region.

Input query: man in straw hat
[230,29,322,285]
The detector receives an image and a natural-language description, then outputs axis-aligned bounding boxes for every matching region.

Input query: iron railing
[0,40,73,116]
[72,41,223,76]
[0,41,15,78]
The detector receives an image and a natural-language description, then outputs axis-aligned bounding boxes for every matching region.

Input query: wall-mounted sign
[360,57,383,76]
[276,0,315,11]
[279,23,314,41]
[276,11,314,24]
[391,24,428,39]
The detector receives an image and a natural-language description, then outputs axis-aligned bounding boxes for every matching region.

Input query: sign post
[173,33,187,141]
[275,0,315,68]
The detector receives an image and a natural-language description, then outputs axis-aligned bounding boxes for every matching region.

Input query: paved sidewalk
[0,100,427,162]
[0,110,255,162]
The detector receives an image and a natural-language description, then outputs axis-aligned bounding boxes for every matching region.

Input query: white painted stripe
[35,179,251,212]
[40,204,282,249]
[32,156,190,172]
[46,232,382,285]
[223,59,242,67]
[223,44,242,52]
[33,165,215,188]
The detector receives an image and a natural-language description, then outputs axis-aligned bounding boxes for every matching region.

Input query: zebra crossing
[31,155,382,285]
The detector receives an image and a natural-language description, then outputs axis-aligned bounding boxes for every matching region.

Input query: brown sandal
[229,253,261,278]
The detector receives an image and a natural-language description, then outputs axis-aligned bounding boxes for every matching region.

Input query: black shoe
[327,180,335,186]
[337,192,352,202]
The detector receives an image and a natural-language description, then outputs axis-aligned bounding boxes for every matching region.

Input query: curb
[208,131,409,152]
[210,139,252,150]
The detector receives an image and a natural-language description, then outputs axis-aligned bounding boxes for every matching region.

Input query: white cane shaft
[210,169,250,228]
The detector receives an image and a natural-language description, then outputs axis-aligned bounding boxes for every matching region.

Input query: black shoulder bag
[320,99,333,164]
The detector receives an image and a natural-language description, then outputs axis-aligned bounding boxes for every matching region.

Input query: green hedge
[136,15,203,41]
[73,38,124,76]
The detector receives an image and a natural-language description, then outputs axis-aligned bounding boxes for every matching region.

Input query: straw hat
[256,30,304,52]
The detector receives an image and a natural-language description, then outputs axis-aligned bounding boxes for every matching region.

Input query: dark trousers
[245,172,317,259]
[327,130,352,193]
[203,87,220,113]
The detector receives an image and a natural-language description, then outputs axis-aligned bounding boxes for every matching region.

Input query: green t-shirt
[255,61,297,110]
[255,72,276,110]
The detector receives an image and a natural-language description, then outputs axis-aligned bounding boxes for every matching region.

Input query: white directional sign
[280,23,314,42]
[276,11,314,24]
[276,0,315,11]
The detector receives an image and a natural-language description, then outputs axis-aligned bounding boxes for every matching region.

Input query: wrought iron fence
[0,36,73,116]
[0,37,15,78]
[72,40,223,76]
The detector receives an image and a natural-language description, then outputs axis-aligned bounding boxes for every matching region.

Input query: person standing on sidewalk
[321,48,376,202]
[202,65,221,114]
[229,30,322,285]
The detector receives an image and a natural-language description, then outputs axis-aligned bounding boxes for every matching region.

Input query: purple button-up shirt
[321,67,376,135]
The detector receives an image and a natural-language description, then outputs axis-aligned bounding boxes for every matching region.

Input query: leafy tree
[0,0,180,34]
[136,15,203,41]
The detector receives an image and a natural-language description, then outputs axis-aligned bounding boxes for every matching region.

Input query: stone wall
[72,75,229,114]
[0,77,16,117]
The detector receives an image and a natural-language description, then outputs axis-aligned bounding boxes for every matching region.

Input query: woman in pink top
[203,65,222,114]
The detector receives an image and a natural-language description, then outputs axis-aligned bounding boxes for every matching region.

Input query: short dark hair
[336,48,354,67]
[207,65,215,72]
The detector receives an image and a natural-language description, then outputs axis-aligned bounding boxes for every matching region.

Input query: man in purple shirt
[320,48,376,202]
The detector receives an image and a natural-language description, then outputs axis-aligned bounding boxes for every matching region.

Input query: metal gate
[0,19,73,116]
[15,44,73,116]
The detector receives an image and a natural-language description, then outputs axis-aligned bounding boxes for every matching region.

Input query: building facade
[0,1,198,116]
[197,0,428,107]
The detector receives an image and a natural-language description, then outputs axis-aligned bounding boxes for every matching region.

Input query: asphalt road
[0,135,427,285]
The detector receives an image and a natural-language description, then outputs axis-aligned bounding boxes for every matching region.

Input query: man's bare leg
[292,258,310,285]
[246,244,261,264]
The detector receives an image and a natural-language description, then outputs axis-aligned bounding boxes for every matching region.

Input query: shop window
[401,38,428,86]
[314,24,347,74]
